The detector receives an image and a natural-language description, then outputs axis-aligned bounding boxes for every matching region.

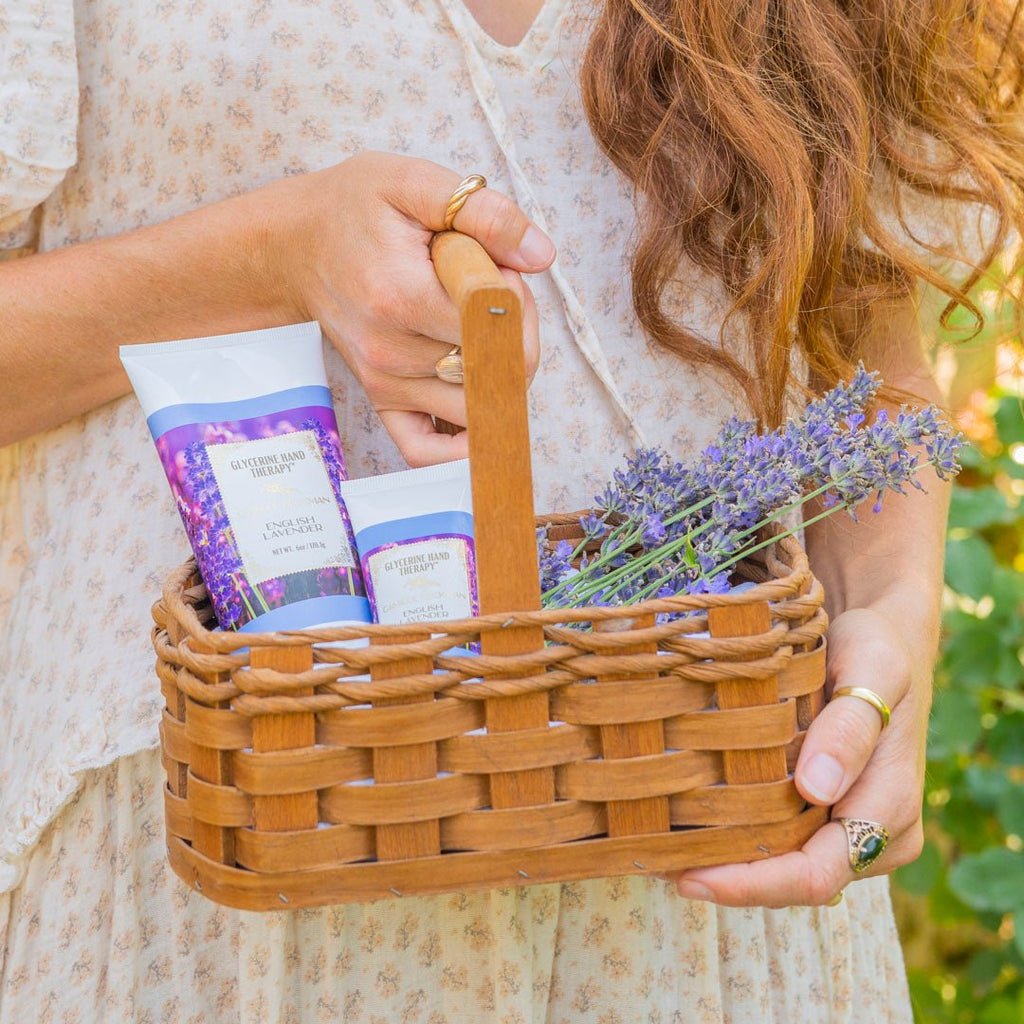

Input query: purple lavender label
[154,404,368,631]
[360,532,478,624]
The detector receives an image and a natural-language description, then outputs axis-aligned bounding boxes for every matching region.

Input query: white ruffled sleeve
[0,0,78,255]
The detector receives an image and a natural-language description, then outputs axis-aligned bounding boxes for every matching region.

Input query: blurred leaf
[896,839,944,895]
[949,486,1018,530]
[907,970,952,1024]
[967,947,1011,992]
[949,847,1024,912]
[929,871,979,923]
[979,994,1024,1024]
[946,535,997,599]
[943,624,1010,689]
[941,790,1000,851]
[997,784,1024,838]
[1016,908,1024,960]
[990,567,1024,613]
[958,444,988,471]
[989,714,1024,766]
[930,686,984,759]
[994,396,1024,447]
[965,765,1012,810]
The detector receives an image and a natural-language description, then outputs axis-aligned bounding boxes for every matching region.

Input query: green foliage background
[892,275,1024,1023]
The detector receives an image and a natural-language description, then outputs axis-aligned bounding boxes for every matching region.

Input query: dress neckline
[454,0,566,62]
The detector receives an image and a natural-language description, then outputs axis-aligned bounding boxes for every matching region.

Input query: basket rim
[155,525,814,656]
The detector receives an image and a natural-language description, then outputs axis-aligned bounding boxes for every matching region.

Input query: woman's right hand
[0,152,553,454]
[255,151,554,466]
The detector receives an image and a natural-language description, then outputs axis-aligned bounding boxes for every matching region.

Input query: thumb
[382,155,556,273]
[795,609,908,806]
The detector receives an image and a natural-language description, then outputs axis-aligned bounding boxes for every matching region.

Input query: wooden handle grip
[429,231,539,616]
[430,231,510,311]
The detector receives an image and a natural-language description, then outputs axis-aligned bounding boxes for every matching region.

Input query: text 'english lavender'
[539,366,963,611]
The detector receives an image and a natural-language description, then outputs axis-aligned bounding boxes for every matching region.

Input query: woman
[1,0,1020,1019]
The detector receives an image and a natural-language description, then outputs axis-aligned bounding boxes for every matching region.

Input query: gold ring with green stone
[835,817,890,873]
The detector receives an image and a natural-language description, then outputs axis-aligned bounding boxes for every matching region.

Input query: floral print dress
[0,1,913,1020]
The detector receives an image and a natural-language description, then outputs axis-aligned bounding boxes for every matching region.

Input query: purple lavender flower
[540,365,962,612]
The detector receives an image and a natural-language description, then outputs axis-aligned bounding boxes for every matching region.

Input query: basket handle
[430,231,541,616]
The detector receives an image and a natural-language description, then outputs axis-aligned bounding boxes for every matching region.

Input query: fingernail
[518,225,555,266]
[801,753,845,803]
[675,880,714,902]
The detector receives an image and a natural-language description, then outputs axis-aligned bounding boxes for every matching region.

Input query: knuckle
[823,704,879,758]
[808,860,843,905]
[359,339,404,378]
[477,193,527,245]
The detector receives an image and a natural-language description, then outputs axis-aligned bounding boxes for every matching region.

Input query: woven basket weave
[151,233,830,911]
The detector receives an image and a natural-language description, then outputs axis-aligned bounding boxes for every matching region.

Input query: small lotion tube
[121,321,371,633]
[338,460,478,625]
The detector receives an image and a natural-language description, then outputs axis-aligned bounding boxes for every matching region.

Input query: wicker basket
[151,233,830,911]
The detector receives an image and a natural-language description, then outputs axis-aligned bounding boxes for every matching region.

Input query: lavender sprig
[539,366,962,611]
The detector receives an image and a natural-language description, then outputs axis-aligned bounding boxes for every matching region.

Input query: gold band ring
[442,174,487,231]
[835,817,890,873]
[832,686,891,730]
[825,890,845,907]
[435,346,464,384]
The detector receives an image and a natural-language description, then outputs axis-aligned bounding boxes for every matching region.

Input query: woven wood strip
[552,649,787,681]
[669,778,805,827]
[232,745,373,795]
[317,698,484,747]
[166,805,830,910]
[543,622,785,658]
[440,669,578,700]
[158,667,181,711]
[777,643,827,698]
[656,625,790,661]
[235,823,375,873]
[589,613,668,837]
[440,800,606,851]
[160,709,191,766]
[556,749,722,801]
[158,654,189,800]
[786,732,806,771]
[175,664,240,705]
[319,774,488,826]
[784,611,830,649]
[664,650,792,684]
[369,631,441,861]
[663,700,797,750]
[709,602,789,785]
[550,678,715,724]
[163,785,192,842]
[186,638,238,864]
[186,771,253,828]
[174,637,246,676]
[438,723,600,774]
[317,670,466,700]
[184,699,253,750]
[232,692,356,716]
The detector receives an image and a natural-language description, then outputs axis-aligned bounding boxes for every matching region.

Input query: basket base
[167,804,829,911]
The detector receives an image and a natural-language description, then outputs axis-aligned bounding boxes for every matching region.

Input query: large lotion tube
[121,321,371,632]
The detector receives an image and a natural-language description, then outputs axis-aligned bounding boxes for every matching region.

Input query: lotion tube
[121,321,371,633]
[338,460,478,625]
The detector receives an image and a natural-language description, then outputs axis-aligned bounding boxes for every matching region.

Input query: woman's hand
[266,151,553,466]
[671,606,931,907]
[0,151,553,453]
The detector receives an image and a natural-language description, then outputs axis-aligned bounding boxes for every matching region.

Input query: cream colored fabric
[0,1,912,1019]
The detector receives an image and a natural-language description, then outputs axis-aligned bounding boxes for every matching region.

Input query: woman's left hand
[670,605,930,907]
